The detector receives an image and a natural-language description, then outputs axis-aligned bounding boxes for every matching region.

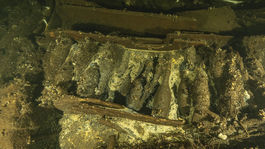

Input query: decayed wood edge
[166,33,233,47]
[78,97,125,109]
[53,95,185,126]
[45,30,233,51]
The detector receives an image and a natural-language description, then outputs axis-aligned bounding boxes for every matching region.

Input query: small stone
[218,133,227,140]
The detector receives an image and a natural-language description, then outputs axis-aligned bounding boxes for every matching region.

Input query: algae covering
[0,0,265,148]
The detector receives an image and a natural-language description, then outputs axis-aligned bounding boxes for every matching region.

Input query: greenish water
[0,0,264,148]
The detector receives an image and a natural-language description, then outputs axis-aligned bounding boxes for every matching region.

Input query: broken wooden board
[38,30,233,51]
[53,95,185,126]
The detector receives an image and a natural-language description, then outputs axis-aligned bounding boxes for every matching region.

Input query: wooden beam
[53,95,185,126]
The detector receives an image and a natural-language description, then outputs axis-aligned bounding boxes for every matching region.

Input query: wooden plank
[54,1,241,35]
[55,4,198,35]
[42,30,232,52]
[53,95,185,126]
